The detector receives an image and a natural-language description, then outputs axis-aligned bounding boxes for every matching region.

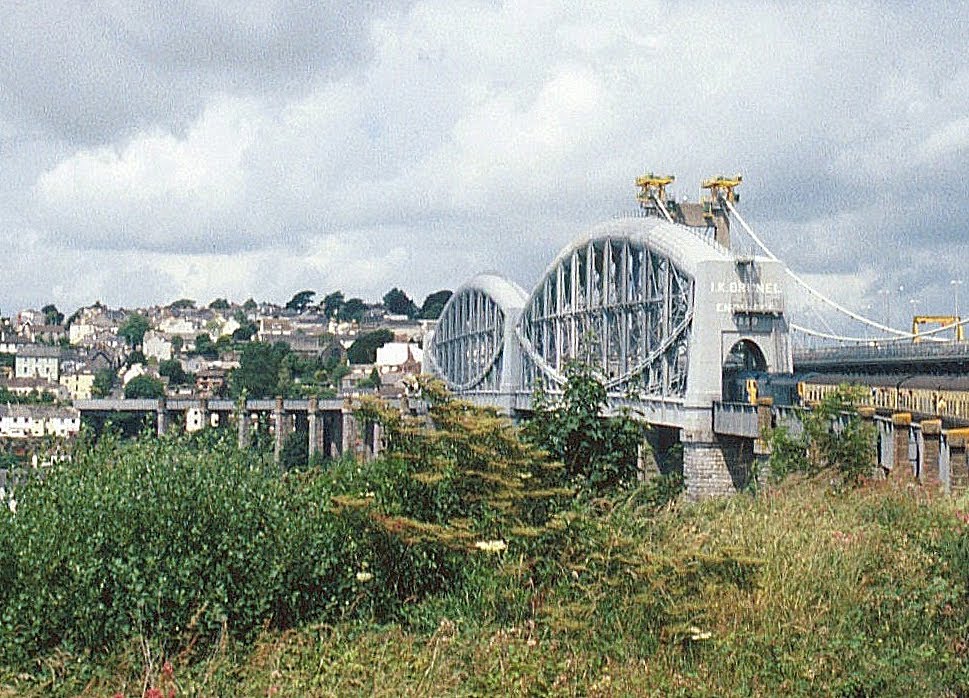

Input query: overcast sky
[1,1,967,332]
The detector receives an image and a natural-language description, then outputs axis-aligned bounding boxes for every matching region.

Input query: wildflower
[162,661,173,677]
[355,571,373,582]
[473,540,508,553]
[688,626,712,640]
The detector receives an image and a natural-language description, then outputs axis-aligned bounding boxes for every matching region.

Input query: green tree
[125,349,146,367]
[766,384,875,487]
[354,377,571,548]
[242,298,258,312]
[194,333,219,360]
[383,288,418,318]
[124,375,166,399]
[118,314,150,348]
[158,358,189,385]
[359,366,382,390]
[41,304,64,325]
[338,298,367,323]
[91,368,116,398]
[232,323,258,342]
[279,430,309,471]
[524,361,647,492]
[168,298,196,310]
[347,329,394,364]
[230,342,291,398]
[418,290,453,319]
[285,290,316,313]
[323,291,345,319]
[209,298,230,310]
[171,335,184,354]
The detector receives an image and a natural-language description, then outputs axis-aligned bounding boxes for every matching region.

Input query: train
[724,371,969,423]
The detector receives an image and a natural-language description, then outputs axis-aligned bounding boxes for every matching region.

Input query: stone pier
[921,419,942,485]
[156,398,168,436]
[891,412,913,478]
[682,428,756,500]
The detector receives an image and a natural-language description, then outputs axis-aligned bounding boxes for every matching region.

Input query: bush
[767,384,876,486]
[0,431,364,663]
[524,361,647,493]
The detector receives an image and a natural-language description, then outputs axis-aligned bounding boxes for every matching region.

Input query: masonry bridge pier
[74,397,400,466]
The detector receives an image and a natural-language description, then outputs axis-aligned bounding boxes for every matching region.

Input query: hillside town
[0,288,449,445]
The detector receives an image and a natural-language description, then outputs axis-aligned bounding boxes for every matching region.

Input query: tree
[209,298,230,310]
[347,329,394,364]
[232,322,258,342]
[359,366,382,390]
[118,314,150,348]
[126,350,146,367]
[194,333,219,360]
[383,288,418,318]
[171,336,184,354]
[766,384,875,487]
[242,298,258,312]
[159,358,189,385]
[524,361,647,492]
[124,374,166,399]
[419,290,453,319]
[338,298,367,323]
[322,291,345,319]
[169,299,196,310]
[92,368,116,398]
[41,304,64,326]
[285,290,316,313]
[230,342,291,398]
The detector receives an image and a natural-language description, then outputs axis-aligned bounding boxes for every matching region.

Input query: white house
[14,345,61,381]
[375,343,423,375]
[143,331,173,362]
[0,405,81,439]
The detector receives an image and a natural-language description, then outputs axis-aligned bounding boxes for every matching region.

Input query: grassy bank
[2,475,967,696]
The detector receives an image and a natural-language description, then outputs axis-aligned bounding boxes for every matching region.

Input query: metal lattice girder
[425,274,528,393]
[517,224,695,398]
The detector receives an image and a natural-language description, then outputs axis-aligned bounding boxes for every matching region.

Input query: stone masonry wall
[683,434,756,500]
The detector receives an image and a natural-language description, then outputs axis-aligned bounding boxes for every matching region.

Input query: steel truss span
[427,223,699,400]
[426,274,527,393]
[518,234,693,397]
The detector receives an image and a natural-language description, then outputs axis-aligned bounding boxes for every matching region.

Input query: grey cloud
[0,1,412,144]
[3,0,969,323]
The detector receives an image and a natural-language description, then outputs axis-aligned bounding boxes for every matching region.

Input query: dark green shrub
[0,431,369,663]
[524,361,647,493]
[767,384,876,486]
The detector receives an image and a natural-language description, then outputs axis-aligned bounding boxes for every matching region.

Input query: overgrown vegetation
[524,360,649,493]
[767,384,877,487]
[1,377,967,696]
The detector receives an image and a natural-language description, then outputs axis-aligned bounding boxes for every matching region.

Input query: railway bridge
[425,215,792,499]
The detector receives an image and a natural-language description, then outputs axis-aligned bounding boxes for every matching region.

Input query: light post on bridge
[951,279,963,320]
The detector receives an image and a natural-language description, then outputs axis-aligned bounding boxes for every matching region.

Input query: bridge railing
[794,342,969,366]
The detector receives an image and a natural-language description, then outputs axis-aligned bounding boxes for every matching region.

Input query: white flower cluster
[473,540,507,553]
[688,626,712,640]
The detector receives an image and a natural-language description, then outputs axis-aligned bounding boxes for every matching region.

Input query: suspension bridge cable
[792,317,969,343]
[651,194,675,224]
[722,198,917,338]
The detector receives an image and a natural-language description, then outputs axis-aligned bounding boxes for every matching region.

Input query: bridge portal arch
[424,273,528,394]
